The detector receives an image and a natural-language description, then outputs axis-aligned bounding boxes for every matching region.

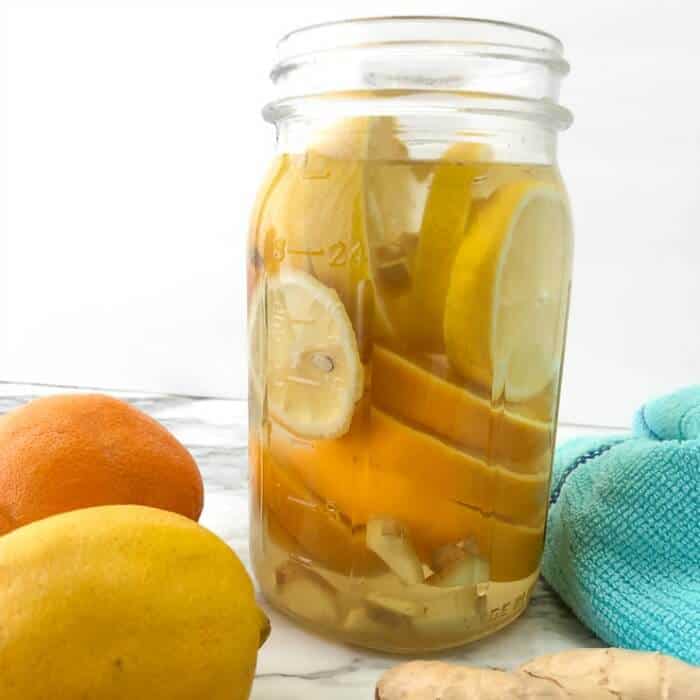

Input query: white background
[2,0,699,428]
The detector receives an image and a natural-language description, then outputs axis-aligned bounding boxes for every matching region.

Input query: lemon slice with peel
[250,117,418,347]
[410,142,489,346]
[444,180,572,403]
[249,270,364,439]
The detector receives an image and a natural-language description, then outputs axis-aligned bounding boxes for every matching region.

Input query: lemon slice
[312,118,423,345]
[444,181,572,402]
[250,117,418,347]
[409,142,488,346]
[311,115,407,162]
[249,270,363,439]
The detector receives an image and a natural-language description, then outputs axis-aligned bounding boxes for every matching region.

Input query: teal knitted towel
[542,386,700,665]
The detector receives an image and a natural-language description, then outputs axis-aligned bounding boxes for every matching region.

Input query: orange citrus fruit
[0,394,203,534]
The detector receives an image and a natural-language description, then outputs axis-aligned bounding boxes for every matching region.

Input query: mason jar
[248,16,573,653]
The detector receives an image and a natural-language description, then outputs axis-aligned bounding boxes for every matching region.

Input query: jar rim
[269,16,572,131]
[276,15,568,75]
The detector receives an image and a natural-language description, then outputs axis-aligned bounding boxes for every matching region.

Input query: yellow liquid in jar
[248,147,571,652]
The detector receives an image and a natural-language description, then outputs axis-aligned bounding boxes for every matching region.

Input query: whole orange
[0,394,204,534]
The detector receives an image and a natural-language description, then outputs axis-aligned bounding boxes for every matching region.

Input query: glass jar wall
[248,17,573,653]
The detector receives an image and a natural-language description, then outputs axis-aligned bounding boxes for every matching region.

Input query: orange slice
[252,439,381,576]
[371,345,553,473]
[270,408,547,526]
[268,412,546,581]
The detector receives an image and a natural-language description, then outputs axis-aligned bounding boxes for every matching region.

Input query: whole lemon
[0,505,269,700]
[0,394,203,533]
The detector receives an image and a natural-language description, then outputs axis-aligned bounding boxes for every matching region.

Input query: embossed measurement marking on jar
[288,247,324,256]
[272,238,365,267]
[488,592,528,622]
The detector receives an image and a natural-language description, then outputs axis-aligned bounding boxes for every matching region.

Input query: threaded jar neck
[265,16,572,132]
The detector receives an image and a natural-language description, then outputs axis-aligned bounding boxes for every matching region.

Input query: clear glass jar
[248,16,573,653]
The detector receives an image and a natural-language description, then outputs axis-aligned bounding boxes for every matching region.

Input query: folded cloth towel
[542,386,700,665]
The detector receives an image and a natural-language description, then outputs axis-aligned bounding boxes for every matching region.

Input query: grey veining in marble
[0,382,610,699]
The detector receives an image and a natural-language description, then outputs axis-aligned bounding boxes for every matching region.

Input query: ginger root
[376,648,700,699]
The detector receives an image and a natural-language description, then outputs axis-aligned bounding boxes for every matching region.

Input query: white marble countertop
[0,382,624,699]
